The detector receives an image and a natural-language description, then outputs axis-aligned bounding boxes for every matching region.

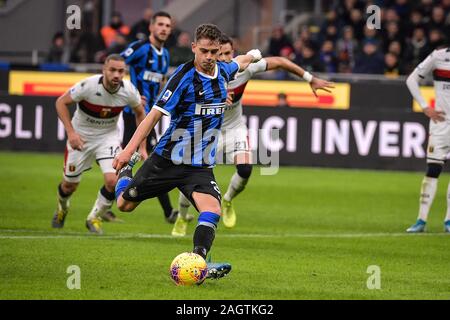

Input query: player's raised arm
[56,90,85,151]
[264,56,335,97]
[233,49,263,72]
[406,50,445,123]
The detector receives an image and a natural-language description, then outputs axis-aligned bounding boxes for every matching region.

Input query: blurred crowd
[268,0,449,77]
[46,8,193,68]
[47,0,449,77]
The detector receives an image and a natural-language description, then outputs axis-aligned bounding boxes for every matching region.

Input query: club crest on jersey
[100,108,112,118]
[194,102,226,115]
[128,187,138,198]
[161,90,172,102]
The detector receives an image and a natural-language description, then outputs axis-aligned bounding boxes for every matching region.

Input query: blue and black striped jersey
[152,60,239,167]
[121,40,170,113]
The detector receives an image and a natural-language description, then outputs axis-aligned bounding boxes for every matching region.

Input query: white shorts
[216,123,250,164]
[427,121,450,164]
[63,132,122,183]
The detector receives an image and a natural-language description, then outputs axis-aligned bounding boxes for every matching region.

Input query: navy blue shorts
[122,153,221,211]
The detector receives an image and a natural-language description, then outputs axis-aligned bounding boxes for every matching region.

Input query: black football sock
[193,225,216,259]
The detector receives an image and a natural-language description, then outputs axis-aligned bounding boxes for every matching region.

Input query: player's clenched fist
[113,150,132,174]
[68,131,85,151]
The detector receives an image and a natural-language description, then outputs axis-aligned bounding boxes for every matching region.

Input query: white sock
[445,182,450,222]
[224,172,249,202]
[178,192,191,219]
[418,176,438,222]
[87,191,113,220]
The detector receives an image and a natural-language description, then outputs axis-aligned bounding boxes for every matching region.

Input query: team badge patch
[100,108,111,118]
[428,146,434,153]
[69,164,76,172]
[123,48,133,57]
[161,90,172,102]
[128,187,138,198]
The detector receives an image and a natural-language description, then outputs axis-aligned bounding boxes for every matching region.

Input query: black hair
[152,11,171,24]
[220,34,233,48]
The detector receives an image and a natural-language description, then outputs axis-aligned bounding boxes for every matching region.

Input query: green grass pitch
[0,151,449,300]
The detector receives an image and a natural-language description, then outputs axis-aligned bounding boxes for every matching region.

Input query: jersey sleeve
[245,58,268,77]
[219,60,239,81]
[127,82,142,109]
[121,40,145,64]
[415,51,436,78]
[153,67,188,116]
[69,79,89,102]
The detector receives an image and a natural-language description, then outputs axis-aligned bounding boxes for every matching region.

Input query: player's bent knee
[201,203,221,216]
[104,179,117,192]
[426,163,443,178]
[236,164,253,179]
[210,204,221,216]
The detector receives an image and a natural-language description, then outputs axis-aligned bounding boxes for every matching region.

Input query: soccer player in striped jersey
[120,11,179,223]
[51,54,147,234]
[113,24,262,279]
[406,47,450,233]
[172,34,334,236]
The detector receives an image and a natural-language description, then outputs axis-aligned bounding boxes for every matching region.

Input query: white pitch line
[0,230,448,240]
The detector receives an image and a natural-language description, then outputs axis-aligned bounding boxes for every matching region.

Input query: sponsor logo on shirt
[195,102,226,115]
[143,71,163,82]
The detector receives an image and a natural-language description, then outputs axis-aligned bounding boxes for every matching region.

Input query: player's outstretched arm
[265,56,335,97]
[55,91,85,151]
[234,49,262,72]
[133,97,149,159]
[113,108,163,172]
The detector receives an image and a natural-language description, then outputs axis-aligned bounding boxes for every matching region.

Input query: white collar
[196,64,218,79]
[151,43,164,56]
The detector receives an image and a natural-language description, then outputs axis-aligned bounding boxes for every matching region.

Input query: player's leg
[115,152,142,212]
[444,183,450,233]
[146,129,179,224]
[85,137,121,234]
[222,125,252,228]
[116,152,179,213]
[406,162,442,232]
[191,192,232,279]
[171,192,195,237]
[52,179,79,228]
[180,169,231,279]
[407,132,447,232]
[52,143,92,228]
[191,192,221,258]
[85,172,117,234]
